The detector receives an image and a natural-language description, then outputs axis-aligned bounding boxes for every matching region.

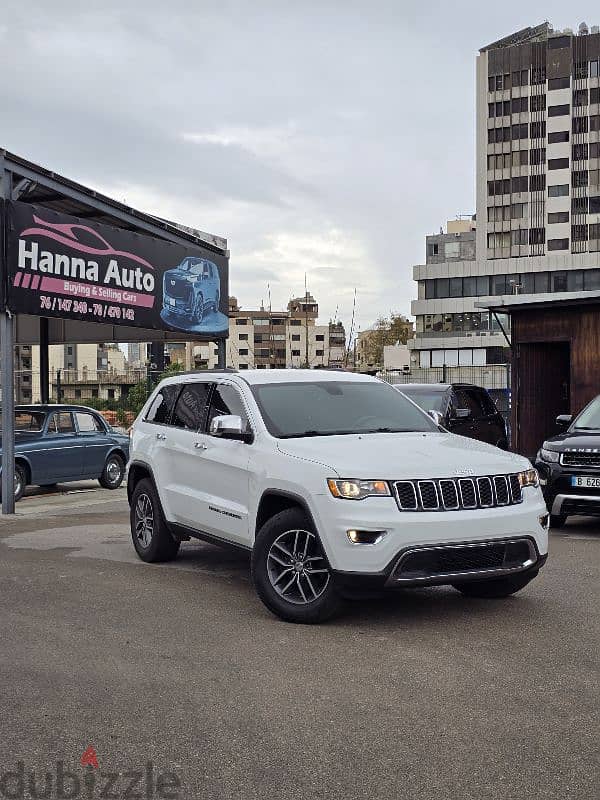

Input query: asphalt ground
[0,484,598,799]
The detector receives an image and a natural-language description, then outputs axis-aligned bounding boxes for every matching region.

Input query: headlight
[539,448,560,463]
[518,468,539,489]
[327,479,391,500]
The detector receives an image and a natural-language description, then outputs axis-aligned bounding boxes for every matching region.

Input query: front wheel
[130,478,180,562]
[99,453,125,489]
[453,570,538,598]
[192,294,204,325]
[251,507,342,623]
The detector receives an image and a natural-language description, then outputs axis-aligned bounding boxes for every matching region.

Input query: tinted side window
[146,384,180,425]
[76,412,104,432]
[172,383,212,430]
[453,389,483,418]
[48,412,75,434]
[207,384,250,431]
[478,391,497,415]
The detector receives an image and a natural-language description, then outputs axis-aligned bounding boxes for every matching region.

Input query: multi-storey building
[187,294,346,370]
[411,22,600,370]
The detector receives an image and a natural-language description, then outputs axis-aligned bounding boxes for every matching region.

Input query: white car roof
[160,369,378,387]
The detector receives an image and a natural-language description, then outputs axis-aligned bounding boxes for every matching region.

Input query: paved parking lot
[0,487,598,799]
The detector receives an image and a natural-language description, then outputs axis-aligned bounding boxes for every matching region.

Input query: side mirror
[209,414,251,442]
[454,408,471,420]
[556,414,572,429]
[427,410,444,427]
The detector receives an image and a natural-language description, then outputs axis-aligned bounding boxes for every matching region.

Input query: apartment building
[411,22,600,369]
[188,294,346,370]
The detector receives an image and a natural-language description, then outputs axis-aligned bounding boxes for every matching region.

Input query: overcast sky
[1,1,598,334]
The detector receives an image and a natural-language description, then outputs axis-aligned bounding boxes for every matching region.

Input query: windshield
[0,411,46,432]
[179,257,207,275]
[572,396,600,430]
[252,380,438,438]
[398,388,449,414]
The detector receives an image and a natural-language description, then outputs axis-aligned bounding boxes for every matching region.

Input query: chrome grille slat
[393,474,524,512]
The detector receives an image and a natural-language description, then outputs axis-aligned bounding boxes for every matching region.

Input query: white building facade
[411,22,600,370]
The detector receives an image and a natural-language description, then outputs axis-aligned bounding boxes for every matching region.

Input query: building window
[530,95,546,112]
[573,89,588,107]
[239,363,249,370]
[572,225,588,242]
[592,88,600,105]
[107,389,115,399]
[427,242,439,257]
[512,69,529,86]
[549,130,569,143]
[291,349,300,357]
[91,389,98,398]
[511,123,528,140]
[548,104,570,117]
[572,196,588,214]
[530,149,546,166]
[315,350,324,357]
[572,144,588,162]
[449,277,463,297]
[511,229,528,246]
[572,171,589,188]
[548,239,569,252]
[315,334,324,342]
[573,117,589,134]
[511,202,528,219]
[529,228,545,245]
[552,271,568,291]
[591,61,600,78]
[548,76,570,90]
[511,176,528,193]
[530,174,546,192]
[530,120,546,139]
[511,97,528,113]
[591,224,600,240]
[75,389,81,399]
[574,62,589,79]
[590,196,600,214]
[567,271,585,292]
[590,143,600,159]
[548,211,569,224]
[238,333,248,341]
[235,318,248,325]
[531,66,546,84]
[548,157,569,170]
[238,348,249,356]
[289,319,301,326]
[592,116,600,132]
[549,184,569,197]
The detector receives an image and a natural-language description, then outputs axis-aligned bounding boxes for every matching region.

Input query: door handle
[194,442,208,450]
[156,433,167,441]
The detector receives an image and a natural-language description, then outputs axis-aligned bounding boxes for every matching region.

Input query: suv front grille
[393,474,522,512]
[561,452,600,468]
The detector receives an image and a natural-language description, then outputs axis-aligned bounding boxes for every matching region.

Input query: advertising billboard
[4,201,229,338]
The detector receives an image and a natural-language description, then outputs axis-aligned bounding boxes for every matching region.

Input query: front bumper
[312,488,548,575]
[333,537,547,595]
[536,459,600,517]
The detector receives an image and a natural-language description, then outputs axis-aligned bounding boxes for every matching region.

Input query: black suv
[395,383,509,449]
[534,394,600,527]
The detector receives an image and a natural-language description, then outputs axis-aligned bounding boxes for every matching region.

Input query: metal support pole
[217,339,226,369]
[1,312,16,514]
[39,317,49,403]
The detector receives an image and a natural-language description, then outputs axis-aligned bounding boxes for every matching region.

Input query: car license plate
[571,476,600,488]
[169,298,176,306]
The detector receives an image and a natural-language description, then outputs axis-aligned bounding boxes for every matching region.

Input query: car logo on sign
[170,280,175,286]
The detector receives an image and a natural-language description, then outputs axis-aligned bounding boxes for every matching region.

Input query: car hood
[277,432,529,479]
[543,430,600,450]
[165,269,195,282]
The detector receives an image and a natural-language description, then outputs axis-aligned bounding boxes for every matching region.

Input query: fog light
[347,529,386,545]
[539,514,549,529]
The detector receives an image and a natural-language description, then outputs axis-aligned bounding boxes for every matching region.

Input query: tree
[360,315,414,369]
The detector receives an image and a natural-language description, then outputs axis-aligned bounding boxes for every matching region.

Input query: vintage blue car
[0,404,130,502]
[162,256,221,327]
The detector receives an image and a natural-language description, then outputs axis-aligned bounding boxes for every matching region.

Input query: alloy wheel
[266,529,330,605]
[134,493,154,548]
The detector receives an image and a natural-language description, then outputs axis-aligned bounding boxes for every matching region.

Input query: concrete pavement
[0,489,598,799]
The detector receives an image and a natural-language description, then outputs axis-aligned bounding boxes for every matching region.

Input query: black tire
[453,570,538,598]
[130,478,180,562]
[98,452,126,490]
[251,507,342,623]
[192,294,204,325]
[550,514,567,528]
[14,463,27,503]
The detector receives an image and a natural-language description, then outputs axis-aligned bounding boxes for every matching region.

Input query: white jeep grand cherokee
[127,369,548,623]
